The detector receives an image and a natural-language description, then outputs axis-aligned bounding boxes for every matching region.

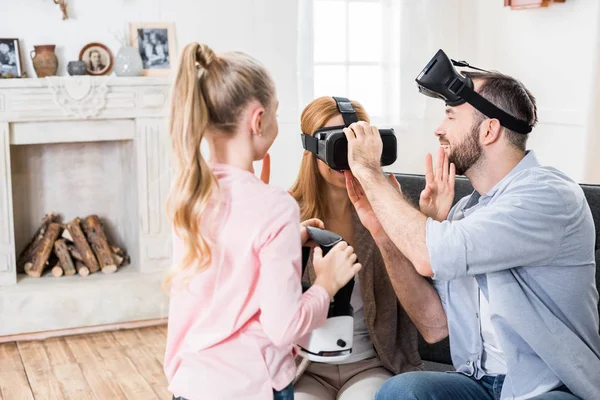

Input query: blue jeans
[273,382,294,400]
[172,382,294,400]
[374,371,578,400]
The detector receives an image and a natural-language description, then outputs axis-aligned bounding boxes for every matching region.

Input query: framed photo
[0,38,23,78]
[79,42,114,76]
[130,22,176,76]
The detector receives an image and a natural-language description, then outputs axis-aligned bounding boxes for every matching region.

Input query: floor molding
[0,318,168,343]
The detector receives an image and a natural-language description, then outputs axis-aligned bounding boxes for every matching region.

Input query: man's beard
[448,120,483,176]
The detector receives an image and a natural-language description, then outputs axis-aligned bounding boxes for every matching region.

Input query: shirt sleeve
[256,193,330,347]
[426,179,570,281]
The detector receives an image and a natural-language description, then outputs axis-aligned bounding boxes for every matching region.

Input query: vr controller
[301,97,398,171]
[296,226,355,363]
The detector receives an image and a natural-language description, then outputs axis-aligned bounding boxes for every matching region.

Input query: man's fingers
[424,153,434,185]
[343,127,355,142]
[449,163,456,189]
[442,149,449,182]
[436,147,444,180]
[260,152,270,184]
[420,185,432,201]
[349,122,366,138]
[369,125,379,138]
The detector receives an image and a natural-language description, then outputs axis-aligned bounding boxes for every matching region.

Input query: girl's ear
[249,105,266,137]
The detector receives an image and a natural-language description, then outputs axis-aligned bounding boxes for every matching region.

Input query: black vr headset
[416,49,532,134]
[300,97,397,171]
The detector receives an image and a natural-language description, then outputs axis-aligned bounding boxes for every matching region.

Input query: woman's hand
[313,242,361,299]
[300,218,325,247]
[345,171,400,239]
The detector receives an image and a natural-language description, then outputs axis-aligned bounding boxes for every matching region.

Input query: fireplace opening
[10,140,139,280]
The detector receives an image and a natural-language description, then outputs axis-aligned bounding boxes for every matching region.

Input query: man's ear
[482,118,502,146]
[250,106,265,137]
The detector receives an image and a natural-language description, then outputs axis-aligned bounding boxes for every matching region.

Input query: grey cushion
[393,173,600,366]
[581,184,600,321]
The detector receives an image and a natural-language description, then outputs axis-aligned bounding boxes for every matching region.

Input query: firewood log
[54,239,76,276]
[110,245,125,256]
[67,244,83,262]
[25,222,61,278]
[51,262,63,277]
[112,253,124,267]
[82,215,117,274]
[17,213,59,273]
[75,260,90,277]
[66,218,100,273]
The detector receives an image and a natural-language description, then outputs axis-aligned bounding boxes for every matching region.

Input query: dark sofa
[393,173,600,370]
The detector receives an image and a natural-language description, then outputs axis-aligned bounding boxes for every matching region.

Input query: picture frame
[504,0,565,9]
[79,42,114,76]
[129,22,176,76]
[0,38,24,78]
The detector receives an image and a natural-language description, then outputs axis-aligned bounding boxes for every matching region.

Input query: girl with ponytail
[163,42,361,400]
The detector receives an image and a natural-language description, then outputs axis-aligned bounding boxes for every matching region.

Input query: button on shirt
[426,151,600,400]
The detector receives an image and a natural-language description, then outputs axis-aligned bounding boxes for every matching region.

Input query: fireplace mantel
[0,76,172,337]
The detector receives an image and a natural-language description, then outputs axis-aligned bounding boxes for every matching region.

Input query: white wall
[465,0,600,183]
[0,0,302,189]
[385,0,600,183]
[3,0,599,189]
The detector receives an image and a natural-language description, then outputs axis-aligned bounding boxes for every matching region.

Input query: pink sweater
[164,164,330,400]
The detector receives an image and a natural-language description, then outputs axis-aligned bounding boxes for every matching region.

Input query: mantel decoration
[504,0,565,9]
[31,45,59,78]
[53,0,68,20]
[0,38,24,78]
[45,76,110,119]
[112,28,143,77]
[79,42,114,76]
[130,22,176,76]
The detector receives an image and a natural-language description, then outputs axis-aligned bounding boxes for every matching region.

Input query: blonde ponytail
[164,42,276,290]
[164,43,218,290]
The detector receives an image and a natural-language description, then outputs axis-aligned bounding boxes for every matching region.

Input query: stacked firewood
[16,213,130,278]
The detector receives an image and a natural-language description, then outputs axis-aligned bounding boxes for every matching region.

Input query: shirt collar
[463,150,540,210]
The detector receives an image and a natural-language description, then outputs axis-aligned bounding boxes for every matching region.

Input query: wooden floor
[0,325,171,400]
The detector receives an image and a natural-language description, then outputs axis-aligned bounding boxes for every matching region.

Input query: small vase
[67,61,87,76]
[114,45,143,77]
[31,45,58,78]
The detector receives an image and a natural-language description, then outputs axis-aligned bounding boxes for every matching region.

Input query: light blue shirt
[426,151,600,400]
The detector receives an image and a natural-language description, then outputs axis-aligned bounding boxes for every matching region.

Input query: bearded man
[342,69,600,400]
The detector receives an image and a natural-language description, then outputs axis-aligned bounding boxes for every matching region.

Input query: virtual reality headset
[415,49,533,134]
[300,97,397,171]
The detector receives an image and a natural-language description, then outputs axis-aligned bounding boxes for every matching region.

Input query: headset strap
[333,96,359,126]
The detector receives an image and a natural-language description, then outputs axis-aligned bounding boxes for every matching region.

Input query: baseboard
[0,317,167,343]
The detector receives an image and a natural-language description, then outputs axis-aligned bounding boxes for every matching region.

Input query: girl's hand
[313,242,361,298]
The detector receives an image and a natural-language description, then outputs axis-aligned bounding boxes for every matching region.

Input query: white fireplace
[0,76,172,337]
